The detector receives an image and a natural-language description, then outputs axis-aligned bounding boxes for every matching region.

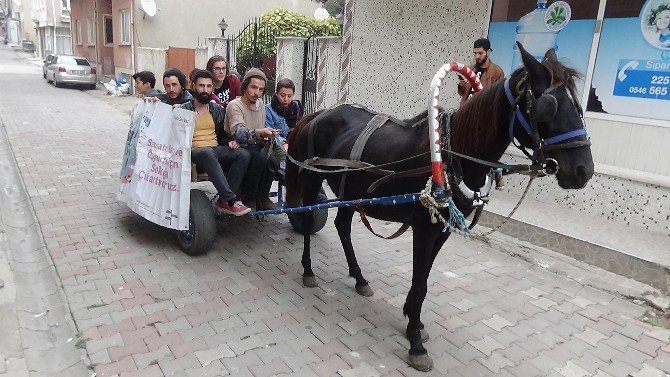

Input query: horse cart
[129,42,594,372]
[175,178,330,256]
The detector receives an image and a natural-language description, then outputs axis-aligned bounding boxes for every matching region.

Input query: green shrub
[236,7,340,69]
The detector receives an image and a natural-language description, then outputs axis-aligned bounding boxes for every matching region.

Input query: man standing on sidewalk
[180,69,251,215]
[457,38,504,104]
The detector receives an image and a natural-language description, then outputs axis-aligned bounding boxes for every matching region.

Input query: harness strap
[349,103,425,128]
[367,166,433,193]
[340,114,389,198]
[543,129,588,145]
[358,209,410,239]
[504,78,534,139]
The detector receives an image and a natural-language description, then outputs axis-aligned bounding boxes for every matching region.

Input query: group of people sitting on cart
[133,55,304,216]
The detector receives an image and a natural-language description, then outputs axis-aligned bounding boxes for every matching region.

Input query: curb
[0,120,90,376]
[479,209,670,295]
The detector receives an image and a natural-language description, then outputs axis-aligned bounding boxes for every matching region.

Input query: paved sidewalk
[3,45,670,377]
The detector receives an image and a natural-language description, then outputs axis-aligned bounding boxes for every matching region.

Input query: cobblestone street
[1,45,670,377]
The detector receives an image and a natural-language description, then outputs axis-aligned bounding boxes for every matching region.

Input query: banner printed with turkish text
[118,100,194,230]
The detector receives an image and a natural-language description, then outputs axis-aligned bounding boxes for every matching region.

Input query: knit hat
[243,68,267,82]
[163,68,187,88]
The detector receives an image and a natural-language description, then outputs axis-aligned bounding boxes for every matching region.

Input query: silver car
[42,54,56,79]
[46,55,97,90]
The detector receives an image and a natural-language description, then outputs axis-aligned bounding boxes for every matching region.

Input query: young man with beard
[224,68,279,211]
[457,38,504,104]
[179,69,251,215]
[155,68,193,106]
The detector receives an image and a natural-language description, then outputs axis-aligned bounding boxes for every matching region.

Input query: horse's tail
[286,110,326,207]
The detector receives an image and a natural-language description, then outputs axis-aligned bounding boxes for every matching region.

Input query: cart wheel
[288,208,329,235]
[177,189,216,255]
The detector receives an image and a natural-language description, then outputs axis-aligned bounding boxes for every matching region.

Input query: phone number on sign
[628,86,668,96]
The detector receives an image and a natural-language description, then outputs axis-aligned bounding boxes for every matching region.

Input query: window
[120,9,131,44]
[55,27,72,55]
[61,0,70,18]
[75,20,82,45]
[103,15,113,45]
[60,56,91,66]
[87,18,95,45]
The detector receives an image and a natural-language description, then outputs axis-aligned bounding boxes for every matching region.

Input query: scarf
[271,95,303,129]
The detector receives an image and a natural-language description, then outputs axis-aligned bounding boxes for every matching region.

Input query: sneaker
[242,198,256,210]
[256,196,279,211]
[214,200,251,216]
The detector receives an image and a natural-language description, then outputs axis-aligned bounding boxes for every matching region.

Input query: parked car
[42,54,56,78]
[45,55,97,90]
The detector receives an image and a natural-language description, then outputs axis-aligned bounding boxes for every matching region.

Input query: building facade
[32,0,72,57]
[70,0,317,84]
[276,0,669,234]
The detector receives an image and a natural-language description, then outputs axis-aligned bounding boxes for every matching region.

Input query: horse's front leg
[300,178,323,288]
[334,207,373,297]
[301,222,317,287]
[403,218,445,372]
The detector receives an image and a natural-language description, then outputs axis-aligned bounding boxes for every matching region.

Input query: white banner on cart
[118,100,195,230]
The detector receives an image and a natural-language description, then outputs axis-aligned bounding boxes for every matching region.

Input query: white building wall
[136,47,167,91]
[275,37,306,101]
[133,0,319,49]
[340,0,490,117]
[586,118,670,177]
[316,36,341,111]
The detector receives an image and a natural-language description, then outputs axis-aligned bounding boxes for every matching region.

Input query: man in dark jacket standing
[458,38,505,104]
[180,70,251,215]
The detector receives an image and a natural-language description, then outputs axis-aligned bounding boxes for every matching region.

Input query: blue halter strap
[503,77,588,147]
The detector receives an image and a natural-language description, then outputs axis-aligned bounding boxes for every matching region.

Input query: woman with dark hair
[206,56,241,108]
[264,78,304,178]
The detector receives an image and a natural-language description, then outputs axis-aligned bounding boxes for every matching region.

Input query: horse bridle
[504,74,592,174]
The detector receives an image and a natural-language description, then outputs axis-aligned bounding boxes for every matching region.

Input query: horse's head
[509,42,594,189]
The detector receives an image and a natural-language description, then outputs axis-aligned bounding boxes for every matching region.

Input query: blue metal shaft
[248,193,421,217]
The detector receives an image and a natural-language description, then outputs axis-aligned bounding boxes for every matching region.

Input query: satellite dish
[140,0,157,17]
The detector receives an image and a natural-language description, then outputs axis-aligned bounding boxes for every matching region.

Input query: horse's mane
[449,82,505,156]
[402,109,431,125]
[449,58,581,156]
[542,58,582,100]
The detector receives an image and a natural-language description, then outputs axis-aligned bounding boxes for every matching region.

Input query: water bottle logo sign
[545,1,572,32]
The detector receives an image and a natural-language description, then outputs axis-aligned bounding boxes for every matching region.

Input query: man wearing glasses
[206,56,241,109]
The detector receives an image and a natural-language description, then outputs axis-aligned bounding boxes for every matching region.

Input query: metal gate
[229,18,278,103]
[302,36,318,115]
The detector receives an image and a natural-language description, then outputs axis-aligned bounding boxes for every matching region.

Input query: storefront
[489,0,669,126]
[487,0,670,184]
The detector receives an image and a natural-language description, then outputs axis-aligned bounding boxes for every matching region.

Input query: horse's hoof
[421,328,429,343]
[408,353,433,372]
[302,276,318,288]
[355,284,374,297]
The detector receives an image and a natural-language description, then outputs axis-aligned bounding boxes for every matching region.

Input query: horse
[285,43,594,371]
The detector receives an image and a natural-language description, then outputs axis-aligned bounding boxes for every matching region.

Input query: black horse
[285,43,594,371]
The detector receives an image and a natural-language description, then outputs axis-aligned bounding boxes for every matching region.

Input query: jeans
[191,146,250,202]
[242,144,276,197]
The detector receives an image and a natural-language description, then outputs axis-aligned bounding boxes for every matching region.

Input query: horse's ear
[544,48,558,62]
[517,42,550,91]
